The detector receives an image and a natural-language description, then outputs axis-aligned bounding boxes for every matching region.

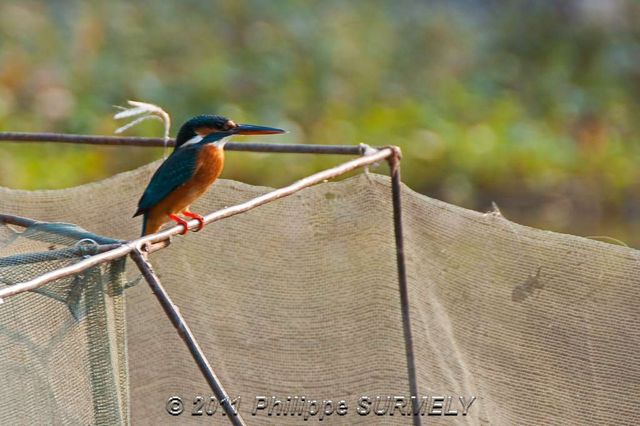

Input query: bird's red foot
[183,211,205,232]
[168,214,190,235]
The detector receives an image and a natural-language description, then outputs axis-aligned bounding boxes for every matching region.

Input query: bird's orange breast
[150,145,225,217]
[191,144,225,193]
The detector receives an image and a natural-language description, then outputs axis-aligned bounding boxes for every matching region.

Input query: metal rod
[0,132,368,155]
[388,149,421,426]
[0,147,393,301]
[0,132,167,146]
[130,249,246,426]
[0,213,37,228]
[0,213,122,245]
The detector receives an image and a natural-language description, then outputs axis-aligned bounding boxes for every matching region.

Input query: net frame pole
[130,248,246,426]
[388,149,421,426]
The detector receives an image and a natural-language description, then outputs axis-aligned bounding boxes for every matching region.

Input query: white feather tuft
[113,100,172,158]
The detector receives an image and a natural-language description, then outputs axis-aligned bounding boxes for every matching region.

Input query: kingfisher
[134,114,284,236]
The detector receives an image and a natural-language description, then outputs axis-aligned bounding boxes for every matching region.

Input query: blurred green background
[0,0,638,246]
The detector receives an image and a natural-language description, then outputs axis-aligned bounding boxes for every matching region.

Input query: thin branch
[0,147,393,302]
[0,132,370,155]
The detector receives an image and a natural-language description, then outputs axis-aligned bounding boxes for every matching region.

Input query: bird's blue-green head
[174,114,284,150]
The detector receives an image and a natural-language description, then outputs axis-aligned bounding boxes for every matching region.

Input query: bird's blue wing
[133,147,199,216]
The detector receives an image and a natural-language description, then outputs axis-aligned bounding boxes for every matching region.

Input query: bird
[134,114,284,236]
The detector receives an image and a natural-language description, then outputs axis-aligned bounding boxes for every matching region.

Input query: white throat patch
[213,136,230,149]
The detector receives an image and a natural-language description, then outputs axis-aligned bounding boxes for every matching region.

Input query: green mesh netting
[0,222,129,425]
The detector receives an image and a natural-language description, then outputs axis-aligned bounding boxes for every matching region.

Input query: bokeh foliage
[0,0,638,245]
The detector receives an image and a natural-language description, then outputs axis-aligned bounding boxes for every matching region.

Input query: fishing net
[1,161,639,425]
[0,222,129,424]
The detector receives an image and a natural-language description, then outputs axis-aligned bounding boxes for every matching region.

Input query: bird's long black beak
[233,124,285,135]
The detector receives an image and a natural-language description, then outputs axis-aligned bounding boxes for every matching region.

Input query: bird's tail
[141,212,148,237]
